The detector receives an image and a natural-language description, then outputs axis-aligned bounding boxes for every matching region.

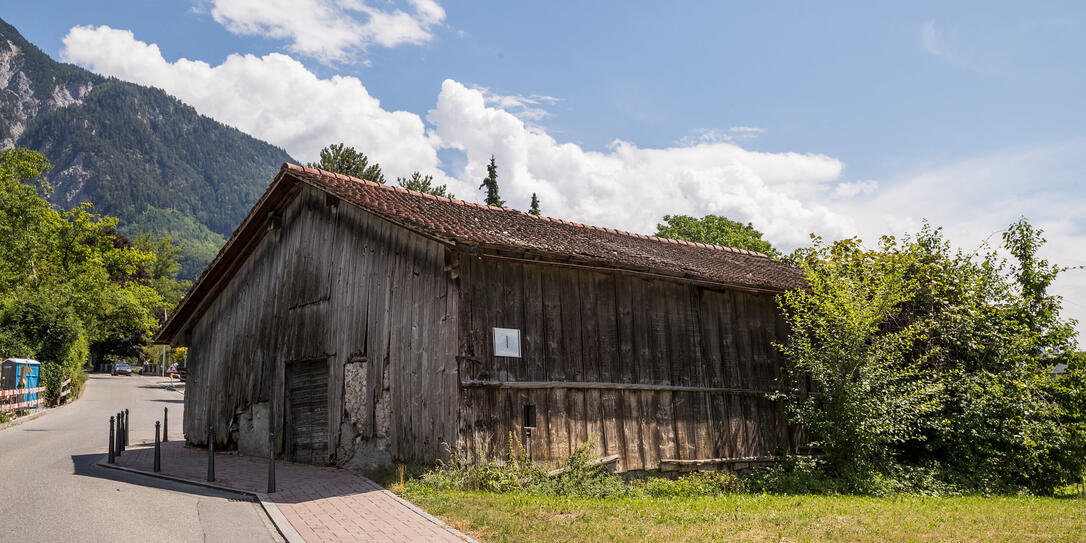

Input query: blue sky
[6,1,1086,335]
[12,2,1086,176]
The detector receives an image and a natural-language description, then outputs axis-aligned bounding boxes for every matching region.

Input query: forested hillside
[0,17,292,279]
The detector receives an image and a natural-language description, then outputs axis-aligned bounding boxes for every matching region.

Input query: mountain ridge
[0,17,294,278]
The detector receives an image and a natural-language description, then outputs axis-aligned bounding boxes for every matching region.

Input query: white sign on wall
[493,328,522,358]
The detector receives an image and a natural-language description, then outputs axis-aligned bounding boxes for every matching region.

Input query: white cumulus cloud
[469,84,561,122]
[61,25,443,179]
[832,180,878,198]
[429,80,853,244]
[61,25,856,248]
[202,0,445,63]
[832,141,1086,339]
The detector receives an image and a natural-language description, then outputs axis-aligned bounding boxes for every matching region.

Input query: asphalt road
[0,374,282,542]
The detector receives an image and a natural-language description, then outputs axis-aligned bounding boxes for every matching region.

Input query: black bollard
[268,432,276,493]
[207,425,215,482]
[117,411,124,452]
[115,412,123,456]
[154,421,161,473]
[163,407,168,443]
[108,416,116,464]
[124,409,130,446]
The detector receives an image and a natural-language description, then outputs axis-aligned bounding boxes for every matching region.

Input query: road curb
[97,460,303,543]
[0,408,50,431]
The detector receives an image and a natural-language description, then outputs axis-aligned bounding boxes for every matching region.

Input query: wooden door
[285,359,330,464]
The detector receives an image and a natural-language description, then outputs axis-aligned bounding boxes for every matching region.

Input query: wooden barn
[155,163,806,472]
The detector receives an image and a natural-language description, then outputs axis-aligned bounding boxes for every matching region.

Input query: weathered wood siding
[456,254,794,471]
[182,185,459,463]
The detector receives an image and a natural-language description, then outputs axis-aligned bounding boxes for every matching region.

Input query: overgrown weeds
[408,442,1078,499]
[416,435,628,498]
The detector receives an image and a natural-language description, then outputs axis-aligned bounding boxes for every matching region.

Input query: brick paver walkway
[112,442,470,542]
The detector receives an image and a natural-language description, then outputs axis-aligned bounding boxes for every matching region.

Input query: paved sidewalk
[111,442,471,543]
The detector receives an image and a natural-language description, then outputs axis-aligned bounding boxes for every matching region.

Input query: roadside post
[154,421,161,473]
[207,426,215,482]
[108,416,115,464]
[268,431,276,493]
[115,412,123,456]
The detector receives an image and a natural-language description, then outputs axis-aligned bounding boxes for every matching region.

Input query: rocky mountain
[0,18,294,278]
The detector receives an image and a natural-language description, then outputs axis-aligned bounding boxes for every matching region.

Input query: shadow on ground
[104,442,388,504]
[70,452,256,501]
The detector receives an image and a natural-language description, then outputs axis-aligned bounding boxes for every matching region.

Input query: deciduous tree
[655,214,780,258]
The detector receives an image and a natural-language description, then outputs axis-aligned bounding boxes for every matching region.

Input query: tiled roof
[284,163,804,292]
[156,163,801,343]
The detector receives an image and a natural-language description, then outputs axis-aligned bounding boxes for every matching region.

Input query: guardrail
[1,378,74,411]
[1,386,45,411]
[0,386,45,398]
[59,378,72,405]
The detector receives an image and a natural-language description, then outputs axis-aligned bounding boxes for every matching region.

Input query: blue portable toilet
[1,359,41,404]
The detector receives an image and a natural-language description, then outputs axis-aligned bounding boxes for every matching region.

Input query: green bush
[415,437,628,498]
[776,220,1085,496]
[0,288,89,405]
[638,471,743,497]
[543,441,628,498]
[417,436,548,493]
[737,457,972,497]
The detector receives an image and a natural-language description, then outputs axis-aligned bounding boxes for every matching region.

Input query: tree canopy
[308,143,386,184]
[0,148,187,402]
[654,214,781,258]
[776,221,1085,495]
[397,172,453,198]
[310,143,459,199]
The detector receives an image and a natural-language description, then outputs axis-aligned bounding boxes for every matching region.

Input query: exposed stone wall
[338,358,393,470]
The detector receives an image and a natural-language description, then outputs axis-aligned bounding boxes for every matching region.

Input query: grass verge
[395,487,1086,543]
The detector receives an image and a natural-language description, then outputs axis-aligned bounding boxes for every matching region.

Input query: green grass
[396,487,1086,542]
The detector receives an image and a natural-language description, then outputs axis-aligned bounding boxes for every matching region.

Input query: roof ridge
[281,163,770,259]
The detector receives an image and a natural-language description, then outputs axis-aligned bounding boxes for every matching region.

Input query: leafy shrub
[543,440,628,498]
[415,436,627,498]
[639,471,742,497]
[735,457,975,497]
[776,220,1086,496]
[417,436,547,493]
[776,235,943,475]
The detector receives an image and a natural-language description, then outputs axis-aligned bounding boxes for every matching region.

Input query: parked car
[112,363,132,376]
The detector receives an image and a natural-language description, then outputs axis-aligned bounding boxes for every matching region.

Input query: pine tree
[397,171,453,198]
[478,155,505,207]
[529,193,541,216]
[308,143,386,184]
